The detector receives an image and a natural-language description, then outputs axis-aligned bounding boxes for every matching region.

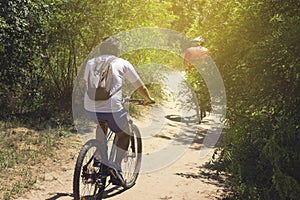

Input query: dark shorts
[85,109,129,133]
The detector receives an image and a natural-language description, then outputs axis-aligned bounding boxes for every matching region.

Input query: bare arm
[132,79,155,104]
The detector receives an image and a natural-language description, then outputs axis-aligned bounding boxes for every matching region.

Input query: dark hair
[100,36,121,56]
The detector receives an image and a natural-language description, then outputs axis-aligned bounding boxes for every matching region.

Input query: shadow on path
[165,114,199,124]
[46,193,73,200]
[45,185,127,200]
[102,185,127,199]
[175,161,230,200]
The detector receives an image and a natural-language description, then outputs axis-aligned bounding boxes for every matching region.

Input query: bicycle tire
[121,124,142,189]
[73,139,106,200]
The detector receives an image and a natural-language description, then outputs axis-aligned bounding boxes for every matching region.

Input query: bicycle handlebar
[129,99,144,105]
[123,96,155,105]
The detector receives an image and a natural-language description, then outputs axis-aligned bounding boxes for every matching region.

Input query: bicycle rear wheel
[121,124,142,189]
[73,139,107,200]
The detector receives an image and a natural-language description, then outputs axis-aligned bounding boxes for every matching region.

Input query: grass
[0,84,164,199]
[0,121,71,200]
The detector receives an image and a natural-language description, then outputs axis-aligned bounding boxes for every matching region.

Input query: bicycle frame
[99,119,136,166]
[73,97,145,200]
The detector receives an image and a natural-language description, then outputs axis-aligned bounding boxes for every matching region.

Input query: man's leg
[108,131,129,185]
[115,128,130,170]
[95,124,109,166]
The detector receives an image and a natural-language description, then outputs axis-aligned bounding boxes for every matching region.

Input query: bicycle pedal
[109,176,124,186]
[110,179,121,186]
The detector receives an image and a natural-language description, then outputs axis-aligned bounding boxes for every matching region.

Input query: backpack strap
[106,56,122,98]
[109,86,122,98]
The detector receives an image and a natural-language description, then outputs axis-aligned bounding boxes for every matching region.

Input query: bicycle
[73,97,146,200]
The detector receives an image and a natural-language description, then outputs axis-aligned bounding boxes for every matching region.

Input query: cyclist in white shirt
[84,36,154,184]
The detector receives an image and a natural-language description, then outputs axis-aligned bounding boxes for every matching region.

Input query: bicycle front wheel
[73,139,106,200]
[121,124,142,189]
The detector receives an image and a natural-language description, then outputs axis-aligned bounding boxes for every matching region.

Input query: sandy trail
[17,72,226,200]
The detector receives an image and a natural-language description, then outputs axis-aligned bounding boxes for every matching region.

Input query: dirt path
[17,72,227,200]
[16,111,226,200]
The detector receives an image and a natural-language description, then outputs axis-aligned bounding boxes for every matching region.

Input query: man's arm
[184,49,193,70]
[132,79,155,105]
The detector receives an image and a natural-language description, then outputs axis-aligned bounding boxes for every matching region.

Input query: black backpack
[87,56,120,100]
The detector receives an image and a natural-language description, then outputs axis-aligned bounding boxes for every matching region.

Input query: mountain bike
[73,97,145,200]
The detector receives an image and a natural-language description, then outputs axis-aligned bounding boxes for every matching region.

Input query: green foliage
[0,0,49,116]
[0,0,175,120]
[185,0,300,199]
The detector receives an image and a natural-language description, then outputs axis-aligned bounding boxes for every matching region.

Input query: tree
[167,0,300,198]
[0,0,49,117]
[185,0,300,199]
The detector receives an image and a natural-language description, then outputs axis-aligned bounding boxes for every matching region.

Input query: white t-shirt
[84,55,140,112]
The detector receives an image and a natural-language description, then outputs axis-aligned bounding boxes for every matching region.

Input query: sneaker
[109,167,124,186]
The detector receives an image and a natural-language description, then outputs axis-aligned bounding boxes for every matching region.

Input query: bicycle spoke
[74,140,107,200]
[120,125,142,188]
